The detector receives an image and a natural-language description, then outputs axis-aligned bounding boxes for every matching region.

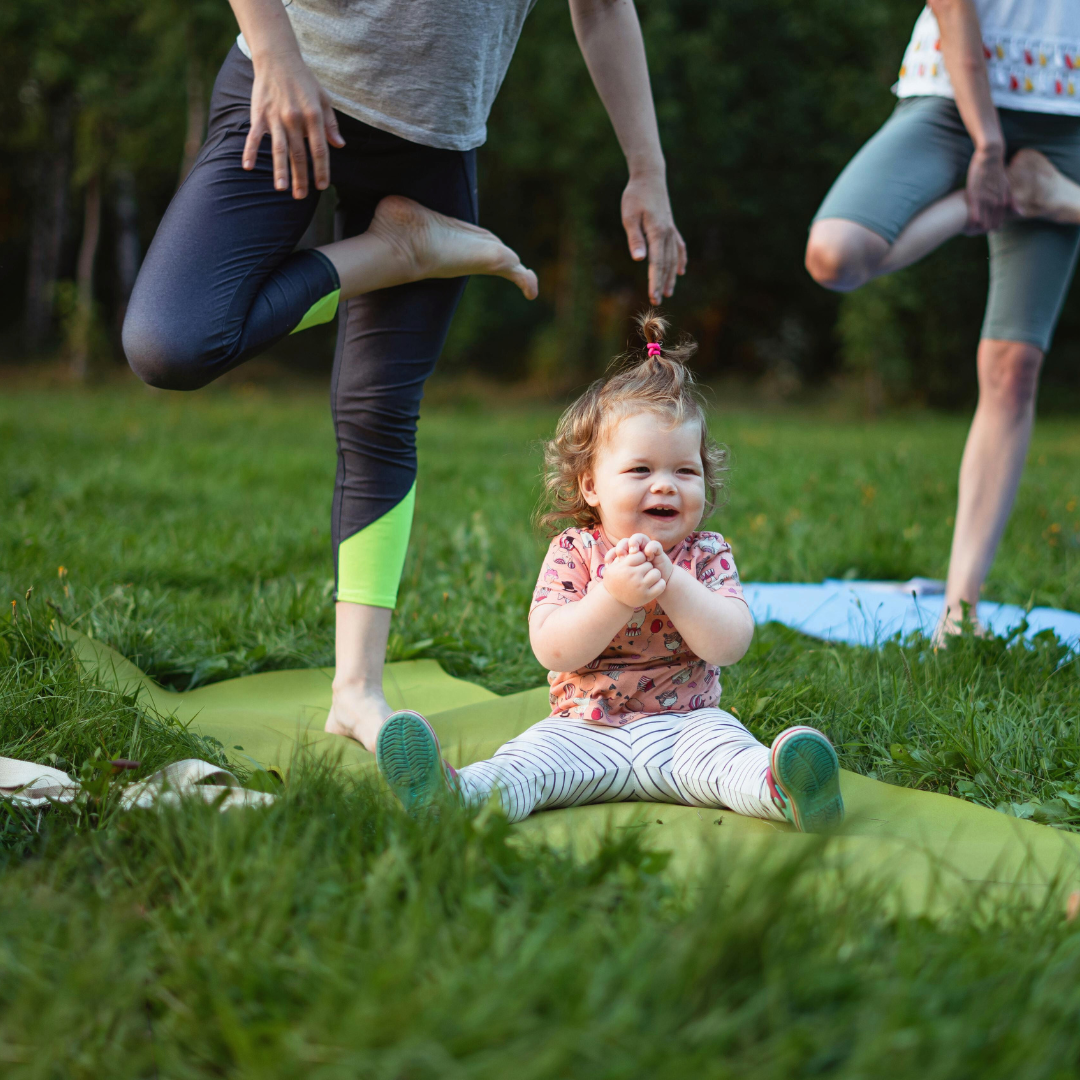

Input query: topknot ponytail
[538,309,726,533]
[632,307,698,369]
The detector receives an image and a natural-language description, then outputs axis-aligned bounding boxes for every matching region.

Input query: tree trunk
[70,175,102,381]
[114,167,140,331]
[177,49,207,188]
[24,96,73,352]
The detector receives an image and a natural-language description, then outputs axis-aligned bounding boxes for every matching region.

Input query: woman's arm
[568,0,687,305]
[929,0,1009,232]
[228,0,344,199]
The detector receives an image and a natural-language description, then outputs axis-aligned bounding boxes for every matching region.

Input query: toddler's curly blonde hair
[538,310,726,534]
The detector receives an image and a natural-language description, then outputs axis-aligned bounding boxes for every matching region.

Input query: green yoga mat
[67,629,1080,910]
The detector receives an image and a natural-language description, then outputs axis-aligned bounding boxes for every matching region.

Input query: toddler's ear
[579,471,601,508]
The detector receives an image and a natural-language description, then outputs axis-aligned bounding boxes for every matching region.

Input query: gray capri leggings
[813,96,1080,351]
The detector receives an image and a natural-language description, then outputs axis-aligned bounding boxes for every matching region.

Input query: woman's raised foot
[1008,149,1080,225]
[370,195,539,299]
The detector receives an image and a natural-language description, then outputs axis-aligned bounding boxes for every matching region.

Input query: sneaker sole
[770,726,844,833]
[375,710,450,813]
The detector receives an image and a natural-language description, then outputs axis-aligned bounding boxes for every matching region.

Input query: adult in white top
[805,0,1080,635]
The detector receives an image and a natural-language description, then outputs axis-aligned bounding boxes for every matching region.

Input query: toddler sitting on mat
[376,311,844,833]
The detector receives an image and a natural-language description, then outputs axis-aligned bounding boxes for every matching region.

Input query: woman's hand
[965,145,1012,233]
[242,49,345,199]
[622,173,688,305]
[228,0,345,198]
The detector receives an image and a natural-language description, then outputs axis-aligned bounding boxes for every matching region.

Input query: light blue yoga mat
[744,579,1080,651]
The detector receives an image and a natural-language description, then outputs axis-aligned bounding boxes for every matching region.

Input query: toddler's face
[580,411,706,547]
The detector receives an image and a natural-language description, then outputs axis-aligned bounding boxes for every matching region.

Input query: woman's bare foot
[368,195,539,299]
[324,682,391,752]
[1008,149,1080,225]
[932,602,987,647]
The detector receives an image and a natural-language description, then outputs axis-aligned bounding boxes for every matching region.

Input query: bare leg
[805,219,889,291]
[806,198,969,292]
[1009,149,1080,225]
[317,195,538,301]
[938,339,1044,637]
[324,602,393,751]
[875,191,970,275]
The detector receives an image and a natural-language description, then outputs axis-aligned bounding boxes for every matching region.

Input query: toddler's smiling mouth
[644,506,679,519]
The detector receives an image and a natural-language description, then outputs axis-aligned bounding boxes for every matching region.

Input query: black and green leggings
[123,45,477,607]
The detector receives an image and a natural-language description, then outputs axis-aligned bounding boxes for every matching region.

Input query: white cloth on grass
[455,709,786,825]
[0,756,274,811]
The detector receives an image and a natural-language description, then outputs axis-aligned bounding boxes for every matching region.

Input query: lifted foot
[369,195,539,299]
[1008,149,1080,225]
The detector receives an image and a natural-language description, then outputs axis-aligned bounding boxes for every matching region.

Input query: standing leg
[323,137,481,749]
[939,121,1080,634]
[455,719,633,823]
[940,340,1043,631]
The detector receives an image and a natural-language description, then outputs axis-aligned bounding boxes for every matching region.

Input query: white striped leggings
[455,709,786,824]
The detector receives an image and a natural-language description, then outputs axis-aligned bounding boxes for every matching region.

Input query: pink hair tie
[646,342,663,357]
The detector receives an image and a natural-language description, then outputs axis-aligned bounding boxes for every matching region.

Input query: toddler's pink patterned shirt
[530,527,747,726]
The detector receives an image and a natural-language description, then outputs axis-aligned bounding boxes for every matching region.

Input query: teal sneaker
[375,710,458,814]
[767,725,844,833]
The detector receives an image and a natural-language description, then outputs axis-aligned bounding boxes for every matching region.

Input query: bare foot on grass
[932,603,987,647]
[368,195,539,299]
[324,682,392,753]
[1008,149,1080,225]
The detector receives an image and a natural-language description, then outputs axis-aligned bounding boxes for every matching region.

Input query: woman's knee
[805,220,886,291]
[121,304,217,391]
[977,339,1044,414]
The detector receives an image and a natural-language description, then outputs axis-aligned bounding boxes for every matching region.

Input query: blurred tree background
[3,0,1079,408]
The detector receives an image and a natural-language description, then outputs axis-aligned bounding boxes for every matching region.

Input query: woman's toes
[511,263,539,300]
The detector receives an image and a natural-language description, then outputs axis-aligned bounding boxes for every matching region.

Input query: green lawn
[3,384,1080,1076]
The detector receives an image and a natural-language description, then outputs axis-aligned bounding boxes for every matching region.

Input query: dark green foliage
[8,0,1080,400]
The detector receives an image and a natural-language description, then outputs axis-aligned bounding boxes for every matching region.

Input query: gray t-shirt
[238,0,540,151]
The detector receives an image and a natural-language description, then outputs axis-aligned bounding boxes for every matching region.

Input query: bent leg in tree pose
[802,0,1080,636]
[125,0,685,751]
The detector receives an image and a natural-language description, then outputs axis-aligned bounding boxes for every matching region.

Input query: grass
[3,382,1080,1075]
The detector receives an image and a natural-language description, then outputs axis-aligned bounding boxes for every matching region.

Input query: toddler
[376,312,844,832]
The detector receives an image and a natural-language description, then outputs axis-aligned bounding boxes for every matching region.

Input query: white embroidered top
[895,1,1080,116]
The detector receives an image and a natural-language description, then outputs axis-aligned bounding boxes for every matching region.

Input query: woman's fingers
[322,93,346,148]
[270,120,289,191]
[285,114,311,199]
[242,116,266,172]
[306,109,331,193]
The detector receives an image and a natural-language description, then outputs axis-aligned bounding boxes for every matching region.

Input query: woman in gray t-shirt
[123,0,687,751]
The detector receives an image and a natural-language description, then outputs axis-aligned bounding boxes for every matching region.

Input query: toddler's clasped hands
[602,533,673,609]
